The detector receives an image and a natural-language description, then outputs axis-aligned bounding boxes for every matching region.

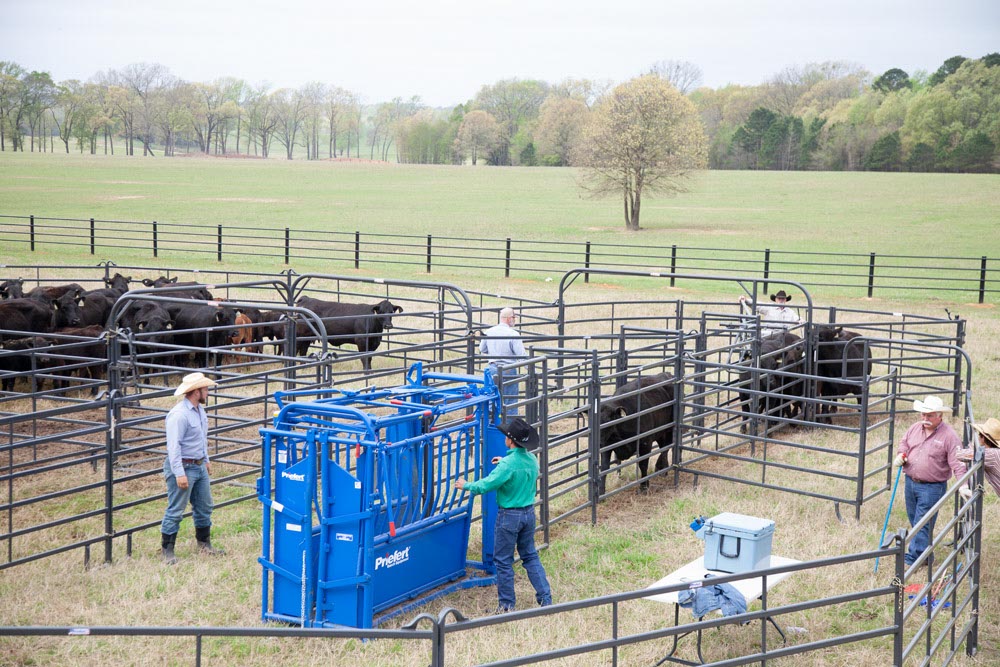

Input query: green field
[2,151,999,266]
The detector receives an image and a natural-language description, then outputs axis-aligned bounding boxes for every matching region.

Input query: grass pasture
[1,153,1000,664]
[1,151,999,301]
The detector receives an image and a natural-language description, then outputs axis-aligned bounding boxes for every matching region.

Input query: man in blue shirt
[479,307,527,414]
[160,372,225,564]
[457,417,552,613]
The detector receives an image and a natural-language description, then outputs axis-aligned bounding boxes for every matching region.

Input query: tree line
[0,54,997,174]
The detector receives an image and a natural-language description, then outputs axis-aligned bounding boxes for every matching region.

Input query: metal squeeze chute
[258,363,507,628]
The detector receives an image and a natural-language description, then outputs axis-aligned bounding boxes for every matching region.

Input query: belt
[499,505,533,511]
[909,477,945,484]
[182,458,206,466]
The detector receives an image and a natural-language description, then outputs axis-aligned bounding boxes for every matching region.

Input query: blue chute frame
[257,362,509,628]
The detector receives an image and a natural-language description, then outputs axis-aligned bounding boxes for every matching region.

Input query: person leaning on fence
[456,418,552,613]
[893,395,967,567]
[480,307,526,414]
[738,290,802,337]
[160,372,225,564]
[957,417,1000,497]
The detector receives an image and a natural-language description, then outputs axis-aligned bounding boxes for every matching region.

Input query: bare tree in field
[272,88,307,159]
[579,75,707,231]
[190,81,237,154]
[325,86,354,158]
[647,60,703,95]
[455,110,499,165]
[299,82,325,159]
[119,62,170,156]
[50,79,84,153]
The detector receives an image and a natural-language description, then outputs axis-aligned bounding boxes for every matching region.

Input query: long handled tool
[875,465,904,573]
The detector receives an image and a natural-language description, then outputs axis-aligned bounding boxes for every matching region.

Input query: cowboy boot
[161,532,178,565]
[195,526,225,555]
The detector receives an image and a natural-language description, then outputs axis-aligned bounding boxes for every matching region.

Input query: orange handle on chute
[389,521,397,537]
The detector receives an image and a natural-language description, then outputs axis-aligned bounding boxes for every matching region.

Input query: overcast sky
[3,0,998,107]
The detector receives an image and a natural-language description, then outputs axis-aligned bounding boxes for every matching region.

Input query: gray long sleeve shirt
[479,323,526,363]
[165,399,209,478]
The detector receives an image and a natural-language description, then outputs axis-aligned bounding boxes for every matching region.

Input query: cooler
[701,513,774,573]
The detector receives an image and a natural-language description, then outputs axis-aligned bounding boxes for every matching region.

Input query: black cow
[0,295,82,339]
[0,278,25,300]
[78,292,116,327]
[141,276,214,300]
[596,374,675,495]
[120,301,177,383]
[170,303,238,368]
[46,325,108,392]
[0,336,50,392]
[815,325,871,422]
[736,331,804,433]
[295,297,403,371]
[28,282,85,301]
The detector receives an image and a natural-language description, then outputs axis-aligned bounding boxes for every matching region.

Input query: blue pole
[875,465,904,573]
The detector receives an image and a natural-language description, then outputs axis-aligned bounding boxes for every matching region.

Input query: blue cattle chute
[258,363,505,628]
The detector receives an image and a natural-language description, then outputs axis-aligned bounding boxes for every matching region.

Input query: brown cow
[225,312,254,365]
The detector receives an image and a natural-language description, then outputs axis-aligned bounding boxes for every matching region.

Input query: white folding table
[644,555,801,666]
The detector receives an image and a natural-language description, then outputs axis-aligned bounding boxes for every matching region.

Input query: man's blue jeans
[493,506,551,610]
[161,460,214,536]
[904,477,946,565]
[489,363,521,416]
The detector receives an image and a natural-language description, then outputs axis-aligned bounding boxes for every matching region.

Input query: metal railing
[1,214,995,301]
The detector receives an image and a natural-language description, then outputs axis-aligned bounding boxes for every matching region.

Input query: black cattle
[105,273,132,293]
[815,325,871,422]
[258,311,298,355]
[120,301,177,383]
[736,331,804,433]
[1,278,25,300]
[0,336,50,392]
[28,282,85,301]
[46,325,108,392]
[78,292,116,327]
[295,297,403,371]
[596,374,675,495]
[141,276,214,300]
[170,303,238,368]
[0,295,82,339]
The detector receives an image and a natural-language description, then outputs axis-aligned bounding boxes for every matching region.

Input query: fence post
[90,218,95,254]
[584,241,591,283]
[217,224,222,262]
[867,252,876,298]
[354,231,360,269]
[979,256,987,304]
[892,534,905,665]
[505,238,511,278]
[284,228,290,265]
[763,248,770,294]
[426,234,432,273]
[153,221,158,257]
[30,214,35,251]
[670,245,677,287]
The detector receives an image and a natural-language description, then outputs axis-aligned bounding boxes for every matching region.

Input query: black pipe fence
[0,524,985,666]
[0,265,986,665]
[1,214,995,301]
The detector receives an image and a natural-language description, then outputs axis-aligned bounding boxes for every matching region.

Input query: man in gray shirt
[480,307,526,414]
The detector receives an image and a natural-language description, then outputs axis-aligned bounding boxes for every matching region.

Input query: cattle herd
[0,274,404,393]
[3,273,875,495]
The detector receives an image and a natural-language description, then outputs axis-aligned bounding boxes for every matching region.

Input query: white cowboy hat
[913,395,951,414]
[174,372,218,396]
[973,417,1000,447]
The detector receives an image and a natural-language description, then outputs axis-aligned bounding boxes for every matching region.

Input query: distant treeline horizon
[1,53,998,173]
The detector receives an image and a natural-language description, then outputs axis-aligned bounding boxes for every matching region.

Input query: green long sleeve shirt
[463,446,539,508]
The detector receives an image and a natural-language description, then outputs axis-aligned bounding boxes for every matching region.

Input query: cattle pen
[0,262,987,666]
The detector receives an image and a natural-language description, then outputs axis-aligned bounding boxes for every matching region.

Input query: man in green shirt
[457,417,552,613]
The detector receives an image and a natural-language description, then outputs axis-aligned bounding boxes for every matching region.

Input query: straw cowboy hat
[770,290,792,302]
[174,372,218,397]
[497,417,540,451]
[913,395,951,414]
[973,417,1000,447]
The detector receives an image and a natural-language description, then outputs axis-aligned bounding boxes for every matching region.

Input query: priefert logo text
[375,546,411,570]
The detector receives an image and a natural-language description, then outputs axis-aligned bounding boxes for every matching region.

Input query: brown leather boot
[195,526,225,555]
